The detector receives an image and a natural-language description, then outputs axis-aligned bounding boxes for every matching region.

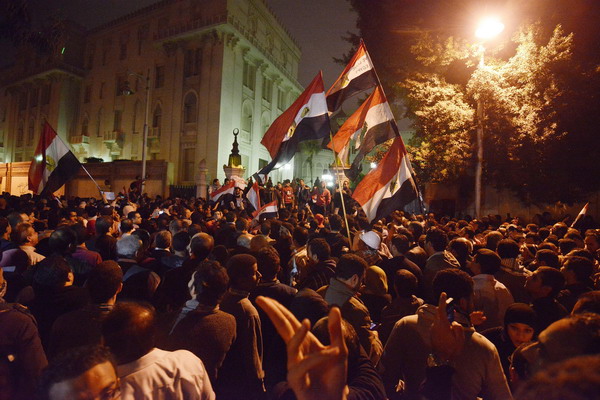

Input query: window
[96,108,103,137]
[277,88,285,110]
[132,100,141,133]
[113,110,122,131]
[119,42,127,60]
[84,85,92,103]
[155,65,165,88]
[102,47,109,66]
[182,147,195,182]
[99,82,105,99]
[82,117,89,136]
[183,93,197,123]
[137,24,149,56]
[30,88,39,108]
[86,48,94,69]
[18,93,27,111]
[243,62,256,90]
[42,84,51,105]
[241,102,253,138]
[115,75,126,96]
[262,78,272,102]
[16,121,24,147]
[194,48,202,76]
[184,50,193,77]
[27,119,35,146]
[152,105,162,137]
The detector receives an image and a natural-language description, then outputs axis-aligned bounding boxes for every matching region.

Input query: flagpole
[330,133,352,242]
[53,131,105,200]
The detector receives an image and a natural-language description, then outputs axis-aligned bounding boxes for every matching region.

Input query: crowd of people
[0,182,599,400]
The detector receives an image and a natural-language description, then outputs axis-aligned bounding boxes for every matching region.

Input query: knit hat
[360,231,381,250]
[504,303,537,331]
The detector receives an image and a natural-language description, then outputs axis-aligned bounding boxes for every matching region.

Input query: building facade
[0,0,309,196]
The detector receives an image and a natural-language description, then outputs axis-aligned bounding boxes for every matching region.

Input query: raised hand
[430,292,466,362]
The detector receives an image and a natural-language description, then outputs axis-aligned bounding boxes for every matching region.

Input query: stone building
[0,0,308,196]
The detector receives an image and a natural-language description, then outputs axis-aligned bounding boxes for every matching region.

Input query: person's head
[432,269,474,312]
[497,239,521,259]
[11,222,38,246]
[226,254,260,292]
[292,226,308,247]
[6,211,24,229]
[33,255,73,290]
[235,218,249,233]
[193,260,229,306]
[561,256,594,286]
[116,235,142,259]
[525,266,565,299]
[127,211,142,226]
[584,230,600,254]
[390,234,410,256]
[312,315,360,361]
[0,217,10,240]
[85,260,123,304]
[558,238,577,256]
[573,291,600,315]
[120,219,134,235]
[448,237,472,263]
[514,354,600,400]
[519,313,600,375]
[363,265,388,296]
[236,233,253,249]
[102,302,156,364]
[40,345,119,400]
[307,238,331,262]
[484,231,504,251]
[469,248,502,275]
[335,254,368,292]
[329,214,344,232]
[153,230,172,250]
[213,178,220,186]
[48,226,78,256]
[504,303,537,348]
[188,232,214,260]
[256,246,280,281]
[95,216,114,236]
[168,219,185,236]
[531,248,560,270]
[551,222,568,239]
[172,231,191,256]
[425,227,448,254]
[359,231,381,251]
[392,269,419,298]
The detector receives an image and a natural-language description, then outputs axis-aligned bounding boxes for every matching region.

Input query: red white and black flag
[257,72,330,177]
[246,181,261,212]
[352,135,418,222]
[328,85,398,180]
[253,200,278,221]
[28,122,81,196]
[210,181,235,202]
[326,40,378,112]
[571,202,589,228]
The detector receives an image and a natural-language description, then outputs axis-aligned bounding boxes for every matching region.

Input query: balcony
[103,131,123,157]
[70,135,90,154]
[103,130,120,144]
[148,127,161,140]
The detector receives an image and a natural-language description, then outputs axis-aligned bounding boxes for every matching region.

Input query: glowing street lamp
[474,17,503,217]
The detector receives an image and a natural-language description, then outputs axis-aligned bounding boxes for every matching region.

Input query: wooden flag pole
[329,133,352,242]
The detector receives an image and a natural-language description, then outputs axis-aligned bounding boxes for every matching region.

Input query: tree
[345,0,600,205]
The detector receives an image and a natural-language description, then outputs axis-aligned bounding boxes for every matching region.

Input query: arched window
[27,119,35,145]
[96,108,103,137]
[82,116,89,136]
[261,113,270,135]
[241,102,253,136]
[16,120,24,147]
[183,93,197,123]
[152,105,162,137]
[132,100,141,133]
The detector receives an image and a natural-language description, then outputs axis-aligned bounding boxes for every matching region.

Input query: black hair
[308,238,331,261]
[193,260,229,306]
[432,269,474,305]
[474,248,502,275]
[85,260,123,303]
[536,266,565,298]
[497,239,520,259]
[335,254,367,281]
[425,227,448,252]
[256,246,280,280]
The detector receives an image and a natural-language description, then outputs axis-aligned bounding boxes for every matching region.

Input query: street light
[122,69,151,195]
[474,18,503,217]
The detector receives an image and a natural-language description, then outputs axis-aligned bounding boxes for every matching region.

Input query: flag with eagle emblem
[257,71,330,177]
[326,40,378,112]
[352,135,418,222]
[28,122,81,196]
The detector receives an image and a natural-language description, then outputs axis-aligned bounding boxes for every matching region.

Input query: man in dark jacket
[296,238,336,291]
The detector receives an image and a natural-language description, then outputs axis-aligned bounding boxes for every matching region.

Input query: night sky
[21,0,357,87]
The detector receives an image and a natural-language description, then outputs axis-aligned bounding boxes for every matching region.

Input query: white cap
[360,231,381,250]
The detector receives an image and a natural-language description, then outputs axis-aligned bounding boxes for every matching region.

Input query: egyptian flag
[246,181,261,212]
[28,122,81,196]
[571,202,589,228]
[328,86,398,179]
[352,136,418,222]
[326,41,378,112]
[253,200,278,221]
[259,72,330,176]
[210,181,235,202]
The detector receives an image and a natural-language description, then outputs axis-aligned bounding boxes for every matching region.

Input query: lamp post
[123,69,151,195]
[474,17,504,217]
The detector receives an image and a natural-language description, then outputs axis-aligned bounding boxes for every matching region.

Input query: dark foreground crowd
[0,190,599,400]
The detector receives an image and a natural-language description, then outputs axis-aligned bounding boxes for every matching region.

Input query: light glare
[475,17,504,39]
[370,162,377,169]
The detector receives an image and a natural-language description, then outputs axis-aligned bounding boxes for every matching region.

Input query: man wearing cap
[357,231,383,266]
